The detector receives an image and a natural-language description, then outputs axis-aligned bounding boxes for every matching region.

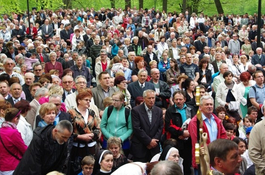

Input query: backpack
[107,106,130,126]
[247,86,256,108]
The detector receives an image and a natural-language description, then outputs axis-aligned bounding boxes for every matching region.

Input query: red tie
[40,54,44,62]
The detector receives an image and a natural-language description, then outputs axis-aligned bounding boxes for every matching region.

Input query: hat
[246,126,253,134]
[233,34,238,37]
[25,52,32,58]
[159,145,179,161]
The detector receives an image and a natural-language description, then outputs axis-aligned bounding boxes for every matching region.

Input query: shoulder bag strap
[0,134,21,160]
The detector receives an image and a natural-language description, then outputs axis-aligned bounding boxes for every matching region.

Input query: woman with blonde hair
[36,103,58,127]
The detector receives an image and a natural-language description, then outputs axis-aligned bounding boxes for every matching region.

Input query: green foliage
[0,0,263,16]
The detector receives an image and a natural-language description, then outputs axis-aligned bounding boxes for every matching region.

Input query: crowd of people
[0,6,265,175]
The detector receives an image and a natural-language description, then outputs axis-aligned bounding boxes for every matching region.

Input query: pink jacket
[0,127,27,171]
[188,114,227,168]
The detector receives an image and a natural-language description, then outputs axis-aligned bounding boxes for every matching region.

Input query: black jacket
[13,125,68,175]
[198,68,212,89]
[149,80,171,108]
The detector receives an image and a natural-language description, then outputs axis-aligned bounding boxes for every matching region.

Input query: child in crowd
[107,137,128,171]
[239,116,254,137]
[246,106,258,123]
[78,156,95,175]
[224,123,236,140]
[215,106,227,123]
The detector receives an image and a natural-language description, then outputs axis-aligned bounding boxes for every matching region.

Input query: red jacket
[0,126,27,171]
[188,114,227,168]
[26,27,38,39]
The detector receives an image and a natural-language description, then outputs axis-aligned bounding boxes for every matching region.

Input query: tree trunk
[182,0,186,14]
[110,0,115,8]
[125,0,131,9]
[139,0,143,9]
[163,0,167,13]
[214,0,224,14]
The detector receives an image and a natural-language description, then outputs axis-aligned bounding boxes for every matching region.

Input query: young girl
[107,137,128,171]
[215,106,227,123]
[93,150,113,175]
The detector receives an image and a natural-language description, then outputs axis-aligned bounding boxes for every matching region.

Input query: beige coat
[248,119,265,175]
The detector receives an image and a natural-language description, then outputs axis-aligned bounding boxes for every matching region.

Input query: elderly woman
[14,100,32,146]
[68,88,101,174]
[36,103,58,127]
[44,51,63,78]
[100,91,133,156]
[114,76,131,109]
[216,71,246,122]
[130,36,142,56]
[0,108,27,174]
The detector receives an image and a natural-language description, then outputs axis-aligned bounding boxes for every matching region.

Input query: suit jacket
[92,85,117,111]
[6,98,27,107]
[194,40,206,53]
[127,81,155,107]
[131,103,163,162]
[144,52,159,69]
[251,54,265,66]
[98,29,108,37]
[22,84,33,102]
[36,52,49,63]
[212,60,225,73]
[60,29,73,44]
[62,89,76,102]
[149,80,171,108]
[41,24,54,38]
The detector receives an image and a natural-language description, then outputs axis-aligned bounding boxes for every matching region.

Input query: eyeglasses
[34,69,42,72]
[63,81,73,84]
[6,63,14,65]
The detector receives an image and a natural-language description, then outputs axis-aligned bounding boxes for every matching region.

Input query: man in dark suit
[251,47,265,66]
[7,83,25,106]
[22,72,35,102]
[211,52,224,73]
[64,51,78,69]
[36,46,49,63]
[61,75,75,102]
[149,68,171,108]
[98,27,108,38]
[131,89,163,162]
[60,23,73,45]
[11,24,25,43]
[144,45,159,69]
[194,36,206,54]
[33,63,45,83]
[41,19,54,42]
[127,69,155,107]
[128,51,136,70]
